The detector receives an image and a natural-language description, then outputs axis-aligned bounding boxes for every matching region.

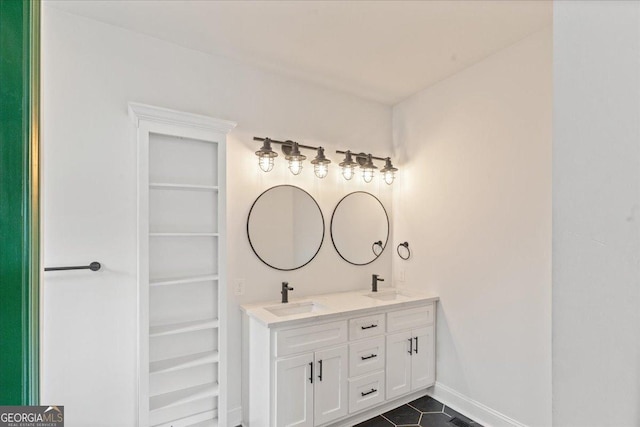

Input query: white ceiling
[47,0,552,105]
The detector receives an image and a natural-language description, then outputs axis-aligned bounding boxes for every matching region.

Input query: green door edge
[0,0,41,405]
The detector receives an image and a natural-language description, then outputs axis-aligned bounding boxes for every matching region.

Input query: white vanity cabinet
[274,345,349,427]
[386,306,436,399]
[386,326,435,399]
[243,292,438,427]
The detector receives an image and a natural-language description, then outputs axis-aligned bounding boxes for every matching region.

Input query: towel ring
[371,240,383,256]
[397,242,410,260]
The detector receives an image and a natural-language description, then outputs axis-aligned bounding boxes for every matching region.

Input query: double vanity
[243,184,435,426]
[242,287,439,427]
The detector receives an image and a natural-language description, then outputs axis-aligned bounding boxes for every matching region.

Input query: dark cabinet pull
[318,359,323,381]
[309,362,313,383]
[361,354,377,360]
[361,388,377,397]
[361,324,378,330]
[414,336,419,354]
[408,338,413,355]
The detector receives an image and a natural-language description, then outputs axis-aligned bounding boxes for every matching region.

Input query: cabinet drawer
[275,321,348,357]
[349,336,385,378]
[349,370,385,413]
[349,313,385,341]
[387,304,434,332]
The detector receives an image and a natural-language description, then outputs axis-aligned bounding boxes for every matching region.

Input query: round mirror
[330,192,389,265]
[247,185,325,271]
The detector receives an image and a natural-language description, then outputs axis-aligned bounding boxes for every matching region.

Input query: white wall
[392,29,552,427]
[553,2,640,426]
[41,6,392,426]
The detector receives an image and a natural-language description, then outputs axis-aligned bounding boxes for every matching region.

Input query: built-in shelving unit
[130,103,235,427]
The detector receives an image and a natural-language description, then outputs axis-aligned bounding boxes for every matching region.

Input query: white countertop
[241,288,439,327]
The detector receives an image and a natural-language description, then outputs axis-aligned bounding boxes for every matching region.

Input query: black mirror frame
[330,191,390,266]
[247,184,325,271]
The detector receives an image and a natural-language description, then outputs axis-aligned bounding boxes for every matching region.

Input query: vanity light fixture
[311,147,331,179]
[336,150,397,184]
[339,150,358,180]
[253,137,399,184]
[285,142,306,175]
[380,157,398,185]
[255,137,278,172]
[254,137,330,177]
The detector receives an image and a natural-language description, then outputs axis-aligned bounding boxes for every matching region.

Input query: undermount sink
[264,301,327,317]
[366,290,412,301]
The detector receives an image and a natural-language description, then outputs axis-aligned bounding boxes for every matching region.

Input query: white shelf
[150,319,219,338]
[150,351,219,375]
[149,232,219,237]
[135,109,230,427]
[150,275,219,287]
[150,383,219,412]
[152,410,218,427]
[150,182,219,192]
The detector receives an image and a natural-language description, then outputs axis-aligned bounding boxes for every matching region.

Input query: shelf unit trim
[149,232,219,237]
[149,182,219,191]
[150,318,220,338]
[129,102,237,134]
[150,350,219,375]
[150,382,220,412]
[152,409,218,427]
[150,275,219,287]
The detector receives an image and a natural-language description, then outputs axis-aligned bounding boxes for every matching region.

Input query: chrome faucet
[281,282,294,303]
[371,274,384,292]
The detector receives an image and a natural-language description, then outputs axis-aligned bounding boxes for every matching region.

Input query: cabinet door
[275,353,314,427]
[386,331,413,399]
[411,326,435,390]
[314,346,348,426]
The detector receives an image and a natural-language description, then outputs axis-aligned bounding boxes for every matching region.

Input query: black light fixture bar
[253,136,318,152]
[335,149,388,162]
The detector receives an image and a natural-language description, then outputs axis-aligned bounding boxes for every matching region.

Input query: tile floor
[354,395,483,427]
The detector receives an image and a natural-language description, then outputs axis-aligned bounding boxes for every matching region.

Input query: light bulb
[362,168,374,183]
[289,159,303,175]
[259,156,274,172]
[314,163,328,179]
[383,170,395,185]
[342,165,355,180]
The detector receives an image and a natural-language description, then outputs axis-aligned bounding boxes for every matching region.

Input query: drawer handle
[361,354,377,360]
[361,324,378,330]
[361,388,377,397]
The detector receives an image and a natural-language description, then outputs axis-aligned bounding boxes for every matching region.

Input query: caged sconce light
[254,136,398,184]
[254,137,329,178]
[336,150,399,185]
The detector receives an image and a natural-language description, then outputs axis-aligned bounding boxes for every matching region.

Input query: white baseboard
[228,406,243,426]
[428,382,528,427]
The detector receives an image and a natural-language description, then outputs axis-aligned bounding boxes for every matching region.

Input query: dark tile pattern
[419,413,455,427]
[356,396,481,427]
[409,395,444,413]
[381,404,421,425]
[354,415,395,427]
